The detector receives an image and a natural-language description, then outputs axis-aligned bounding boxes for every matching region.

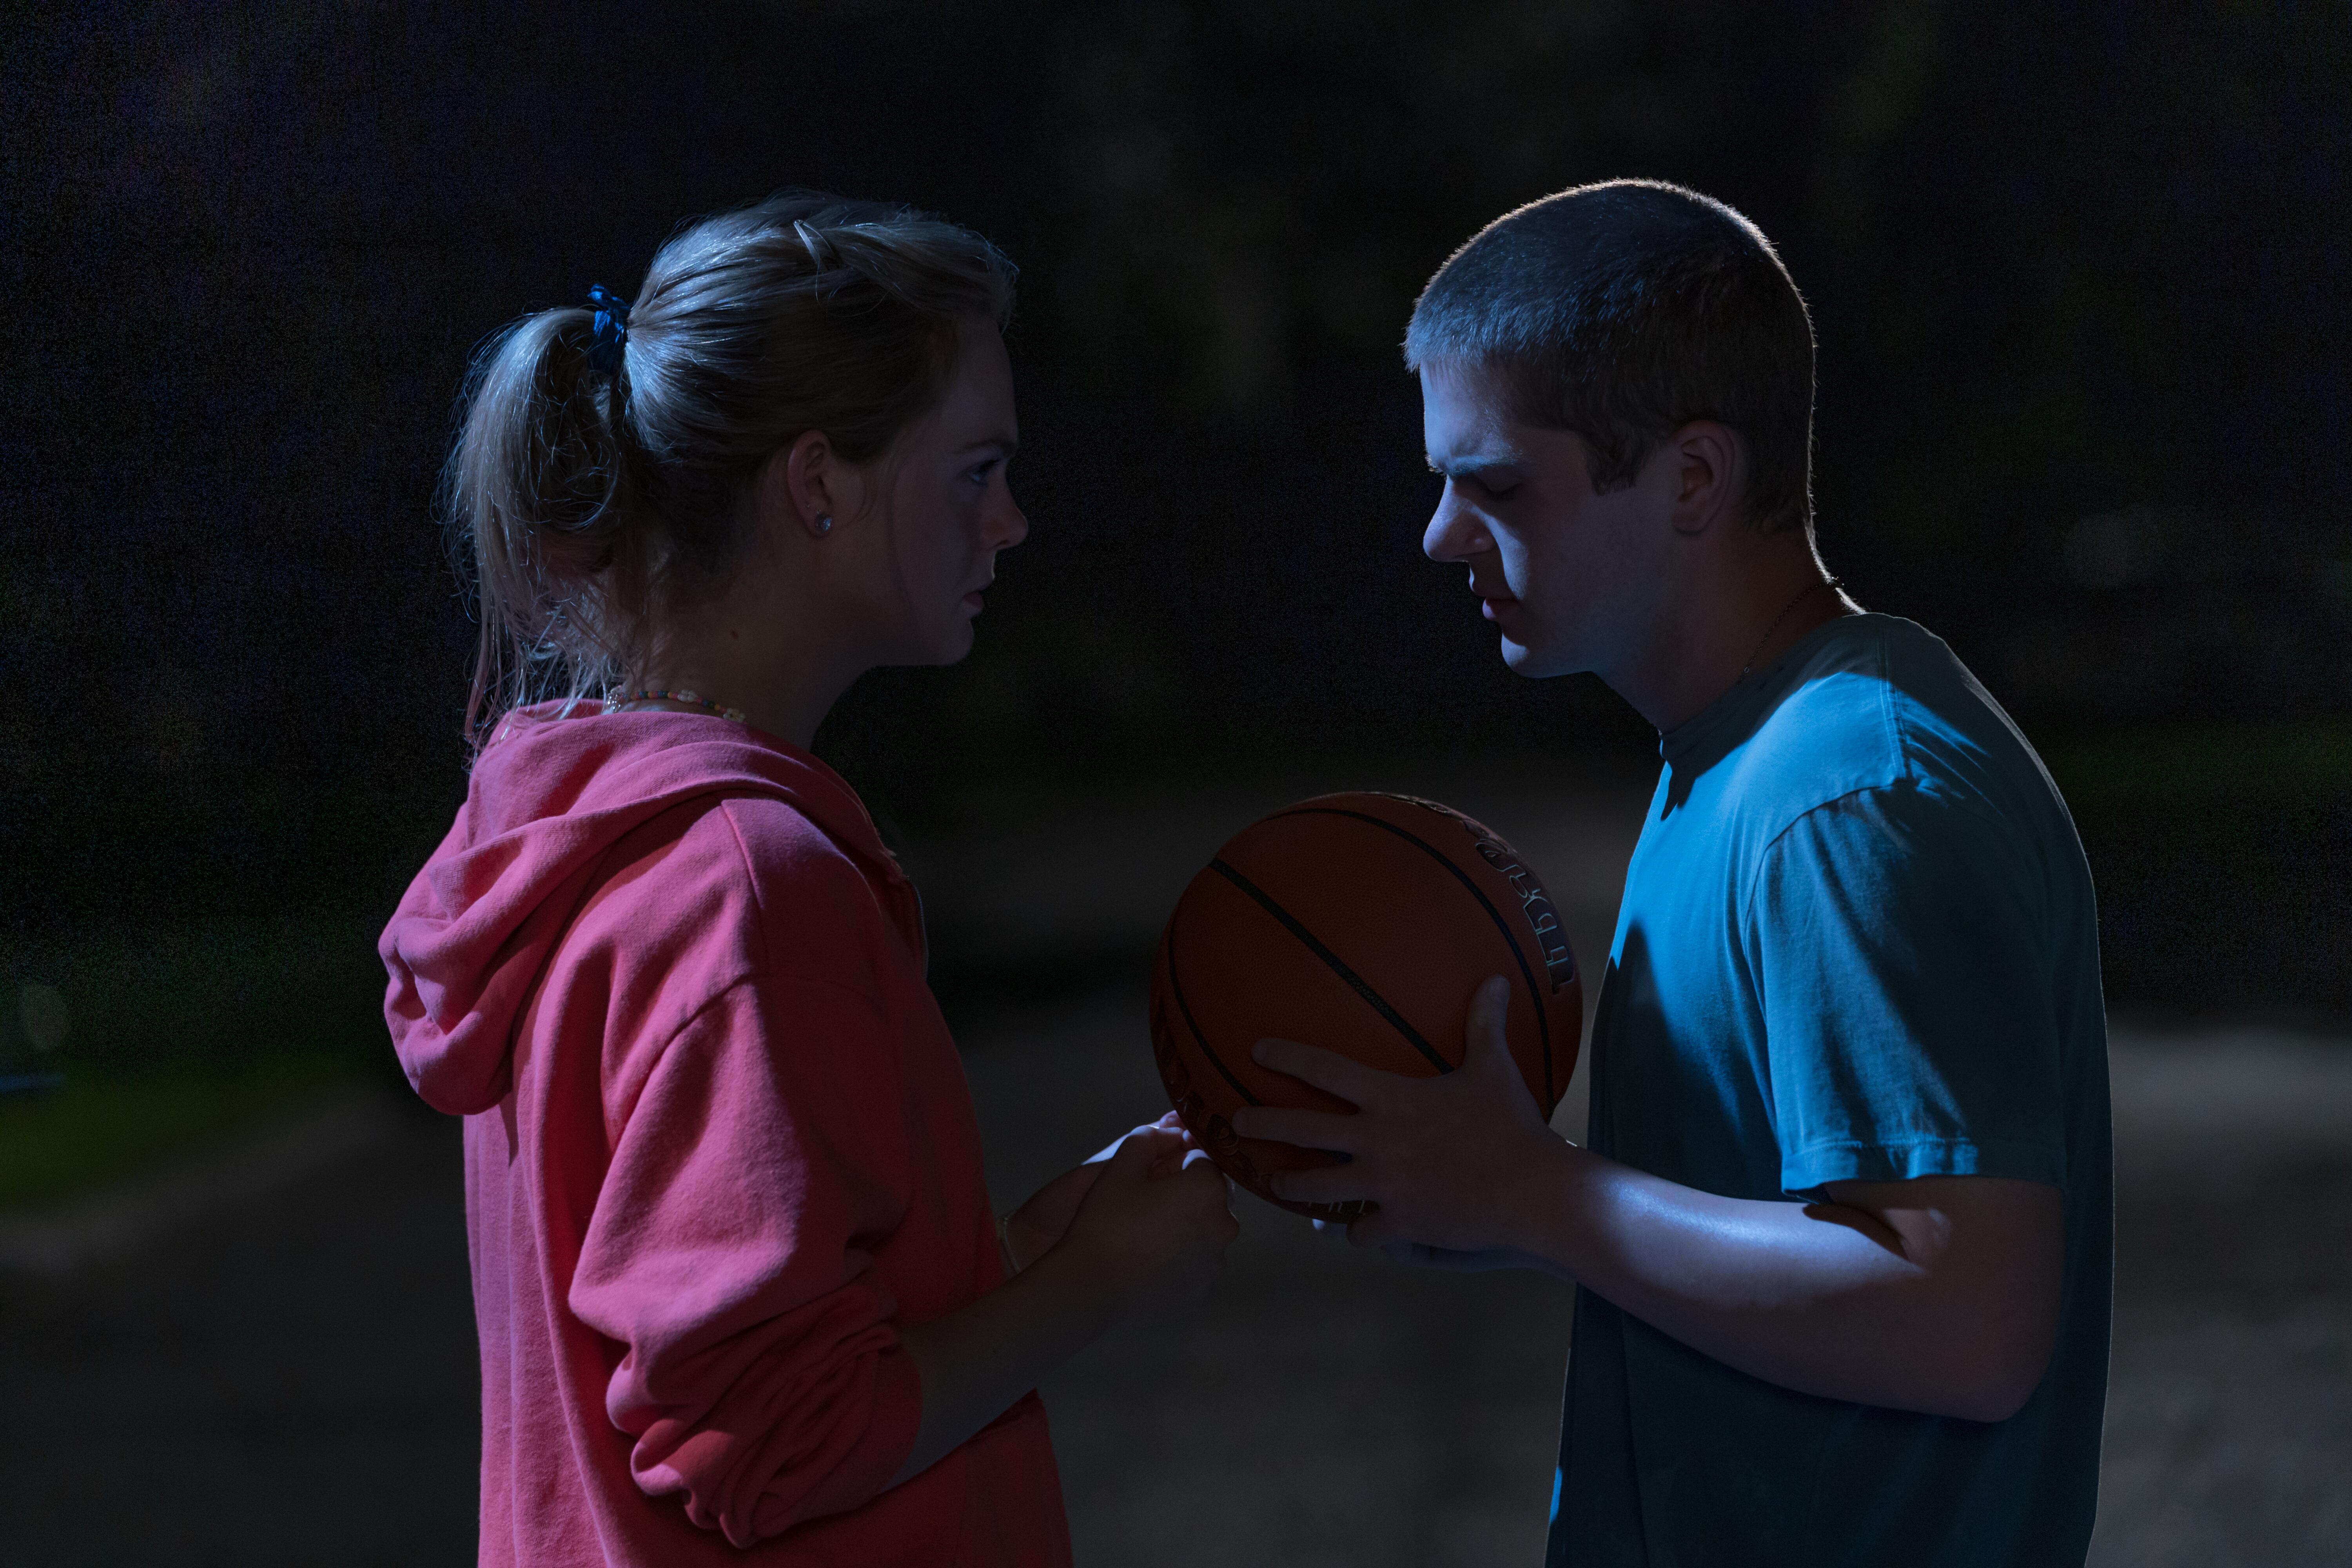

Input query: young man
[1233,180,2111,1564]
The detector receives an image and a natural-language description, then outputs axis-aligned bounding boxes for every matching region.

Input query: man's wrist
[1498,1132,1596,1279]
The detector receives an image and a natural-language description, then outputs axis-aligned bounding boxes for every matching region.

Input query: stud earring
[815,514,833,536]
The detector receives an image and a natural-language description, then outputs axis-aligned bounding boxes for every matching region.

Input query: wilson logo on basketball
[1463,828,1577,995]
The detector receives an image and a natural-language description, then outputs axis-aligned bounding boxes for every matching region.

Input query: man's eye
[1468,476,1517,500]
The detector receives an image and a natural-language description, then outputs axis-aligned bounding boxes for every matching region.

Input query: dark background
[3,0,2348,1089]
[3,8,2350,1564]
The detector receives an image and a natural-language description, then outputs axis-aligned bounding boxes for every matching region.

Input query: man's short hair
[1405,180,1815,535]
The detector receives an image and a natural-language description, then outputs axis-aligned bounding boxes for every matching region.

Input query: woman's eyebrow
[960,435,1019,459]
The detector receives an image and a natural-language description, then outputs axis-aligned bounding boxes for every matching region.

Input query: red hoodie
[381,704,1071,1567]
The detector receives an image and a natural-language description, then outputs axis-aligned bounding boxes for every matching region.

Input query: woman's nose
[991,490,1031,551]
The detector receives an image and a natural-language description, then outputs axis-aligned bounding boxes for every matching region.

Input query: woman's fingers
[1025,1161,1103,1212]
[1179,1154,1242,1234]
[1095,1126,1185,1183]
[1084,1111,1201,1170]
[1177,1145,1230,1180]
[1132,1125,1193,1158]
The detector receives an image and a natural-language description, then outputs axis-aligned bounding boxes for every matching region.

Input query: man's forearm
[1510,1142,2060,1422]
[1237,1005,2063,1421]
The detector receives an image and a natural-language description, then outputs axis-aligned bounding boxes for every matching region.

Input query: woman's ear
[775,428,854,538]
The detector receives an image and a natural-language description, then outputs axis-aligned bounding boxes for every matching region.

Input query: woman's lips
[963,590,986,613]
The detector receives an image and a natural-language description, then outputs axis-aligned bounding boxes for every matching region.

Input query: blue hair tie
[585,285,632,375]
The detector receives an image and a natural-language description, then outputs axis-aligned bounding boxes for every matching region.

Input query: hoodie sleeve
[566,972,925,1548]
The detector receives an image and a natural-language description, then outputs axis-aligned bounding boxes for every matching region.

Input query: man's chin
[1497,632,1577,680]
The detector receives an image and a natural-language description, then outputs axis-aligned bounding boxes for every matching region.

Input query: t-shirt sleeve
[1746,783,2070,1200]
[566,973,924,1549]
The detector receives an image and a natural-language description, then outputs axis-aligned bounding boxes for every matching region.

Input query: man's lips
[1479,594,1517,622]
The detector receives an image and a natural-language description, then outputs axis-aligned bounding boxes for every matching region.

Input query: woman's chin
[872,614,978,670]
[926,619,979,667]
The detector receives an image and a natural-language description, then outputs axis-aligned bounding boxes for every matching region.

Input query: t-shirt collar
[1658,613,1873,774]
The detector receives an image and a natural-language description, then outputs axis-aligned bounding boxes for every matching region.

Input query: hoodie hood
[380,705,899,1116]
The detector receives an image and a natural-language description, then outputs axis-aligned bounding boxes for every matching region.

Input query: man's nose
[1423,487,1485,564]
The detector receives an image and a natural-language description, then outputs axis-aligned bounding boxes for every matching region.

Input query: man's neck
[1606,554,1853,733]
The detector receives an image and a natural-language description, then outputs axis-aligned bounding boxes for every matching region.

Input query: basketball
[1148,791,1582,1219]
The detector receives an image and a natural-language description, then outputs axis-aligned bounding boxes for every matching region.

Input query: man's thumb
[1467,975,1513,1066]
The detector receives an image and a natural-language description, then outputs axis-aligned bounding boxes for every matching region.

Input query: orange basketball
[1148,791,1582,1220]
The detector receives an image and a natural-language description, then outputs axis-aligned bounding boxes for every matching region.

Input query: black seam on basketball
[1267,805,1555,1104]
[1206,857,1454,1075]
[1164,914,1261,1107]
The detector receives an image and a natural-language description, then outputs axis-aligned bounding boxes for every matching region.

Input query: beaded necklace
[1739,577,1843,679]
[604,688,750,724]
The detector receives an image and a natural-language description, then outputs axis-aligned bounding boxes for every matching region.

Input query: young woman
[381,194,1237,1566]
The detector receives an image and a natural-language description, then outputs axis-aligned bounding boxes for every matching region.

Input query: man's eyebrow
[1426,453,1519,478]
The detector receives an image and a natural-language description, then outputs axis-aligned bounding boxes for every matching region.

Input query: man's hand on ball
[1232,975,1564,1255]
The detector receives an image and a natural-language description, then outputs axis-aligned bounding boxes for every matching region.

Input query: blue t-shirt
[1549,614,2112,1567]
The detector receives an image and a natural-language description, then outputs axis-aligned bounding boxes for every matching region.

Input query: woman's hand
[1042,1122,1239,1331]
[888,1115,1237,1490]
[1000,1112,1190,1273]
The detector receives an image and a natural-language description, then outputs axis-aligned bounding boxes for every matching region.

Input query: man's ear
[1663,421,1744,537]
